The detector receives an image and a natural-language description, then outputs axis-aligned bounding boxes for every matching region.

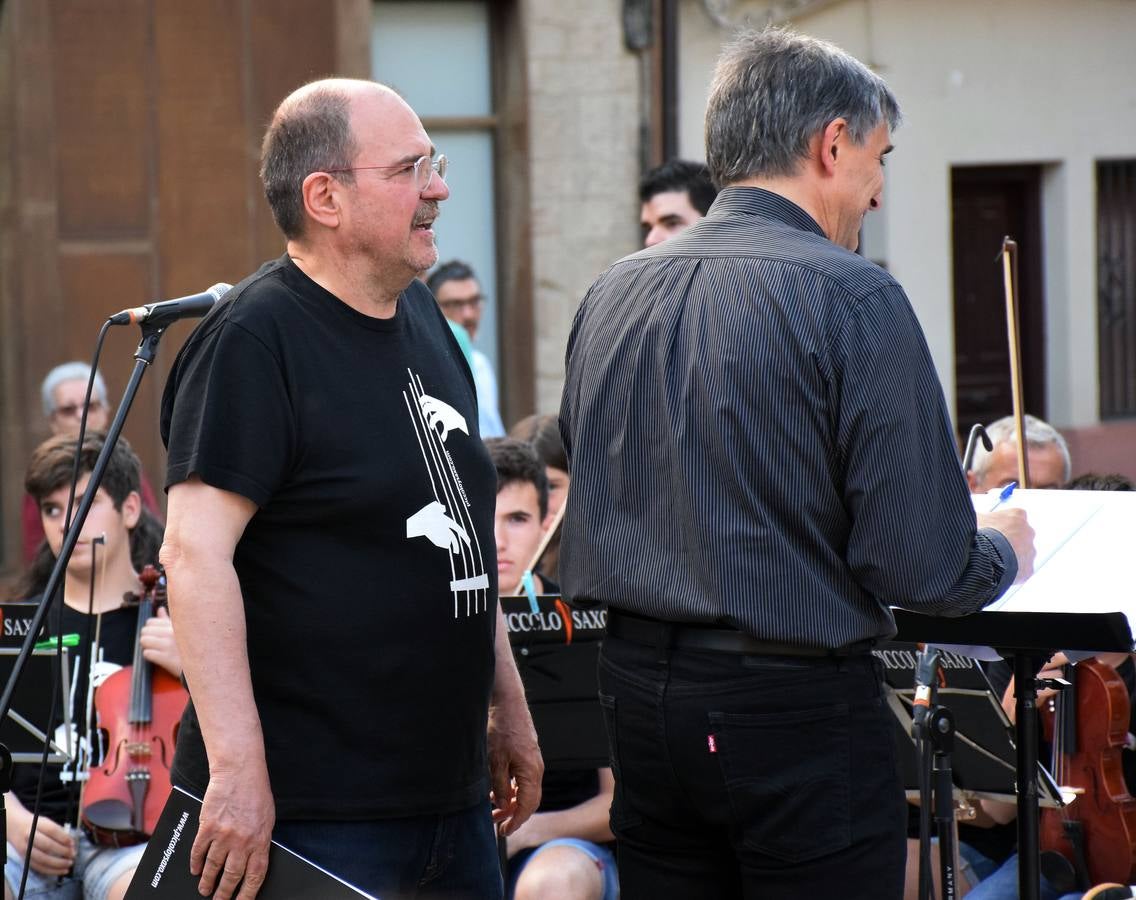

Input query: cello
[81,564,188,846]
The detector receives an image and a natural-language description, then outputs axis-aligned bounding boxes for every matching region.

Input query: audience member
[486,438,616,900]
[23,363,161,564]
[427,260,505,437]
[968,414,1071,492]
[638,159,718,247]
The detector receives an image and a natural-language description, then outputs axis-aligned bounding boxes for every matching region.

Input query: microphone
[108,283,232,326]
[911,645,941,735]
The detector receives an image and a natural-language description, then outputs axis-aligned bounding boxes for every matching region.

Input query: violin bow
[511,501,567,596]
[1000,236,1031,489]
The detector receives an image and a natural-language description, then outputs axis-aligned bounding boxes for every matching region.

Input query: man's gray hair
[971,414,1073,484]
[41,362,108,417]
[705,27,901,187]
[260,82,359,240]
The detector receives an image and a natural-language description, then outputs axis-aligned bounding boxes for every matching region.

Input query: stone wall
[523,0,643,417]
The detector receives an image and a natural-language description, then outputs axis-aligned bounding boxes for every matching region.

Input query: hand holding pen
[977,481,1036,583]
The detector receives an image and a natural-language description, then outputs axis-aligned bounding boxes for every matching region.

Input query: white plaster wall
[523,0,642,415]
[678,0,1136,427]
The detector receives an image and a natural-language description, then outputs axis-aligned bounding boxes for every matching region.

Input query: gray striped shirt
[558,187,1014,649]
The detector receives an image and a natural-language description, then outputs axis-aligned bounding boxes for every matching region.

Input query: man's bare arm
[161,476,272,900]
[487,602,543,835]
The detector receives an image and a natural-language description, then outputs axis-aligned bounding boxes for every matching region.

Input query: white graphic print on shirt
[402,369,490,617]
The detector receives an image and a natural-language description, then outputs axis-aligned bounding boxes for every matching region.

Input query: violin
[81,564,188,846]
[1039,657,1136,890]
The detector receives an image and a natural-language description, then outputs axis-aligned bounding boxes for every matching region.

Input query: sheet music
[974,489,1135,618]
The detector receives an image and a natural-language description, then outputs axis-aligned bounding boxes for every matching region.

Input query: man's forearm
[163,546,266,772]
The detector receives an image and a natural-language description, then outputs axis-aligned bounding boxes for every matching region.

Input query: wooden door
[952,166,1046,436]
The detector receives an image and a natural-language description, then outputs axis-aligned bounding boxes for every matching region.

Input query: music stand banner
[502,595,609,770]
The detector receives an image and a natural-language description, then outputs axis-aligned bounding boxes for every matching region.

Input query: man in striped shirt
[559,27,1036,900]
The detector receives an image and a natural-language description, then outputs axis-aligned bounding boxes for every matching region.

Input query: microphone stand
[926,704,959,900]
[0,320,169,861]
[914,647,960,900]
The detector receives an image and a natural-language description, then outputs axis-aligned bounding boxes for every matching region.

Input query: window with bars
[1098,159,1136,418]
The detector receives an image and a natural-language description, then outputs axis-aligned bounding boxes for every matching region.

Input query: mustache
[413,202,439,227]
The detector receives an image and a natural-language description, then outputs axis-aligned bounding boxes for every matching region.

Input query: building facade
[2,0,1133,577]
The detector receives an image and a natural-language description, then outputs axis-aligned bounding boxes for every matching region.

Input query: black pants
[598,633,905,899]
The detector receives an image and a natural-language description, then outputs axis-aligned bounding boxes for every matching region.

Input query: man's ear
[819,118,848,177]
[966,470,980,493]
[301,171,343,230]
[540,509,556,533]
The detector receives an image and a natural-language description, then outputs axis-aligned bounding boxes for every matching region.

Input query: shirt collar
[707,186,827,240]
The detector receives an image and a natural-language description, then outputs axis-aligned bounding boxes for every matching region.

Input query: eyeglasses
[52,400,104,420]
[325,154,448,193]
[438,295,485,314]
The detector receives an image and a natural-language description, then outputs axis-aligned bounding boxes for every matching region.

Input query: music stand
[878,641,1065,899]
[501,595,608,770]
[893,610,1134,900]
[0,647,74,765]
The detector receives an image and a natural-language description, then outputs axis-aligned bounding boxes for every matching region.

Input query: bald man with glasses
[160,79,540,900]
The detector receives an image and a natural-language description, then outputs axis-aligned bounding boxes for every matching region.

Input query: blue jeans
[598,634,906,899]
[508,838,619,899]
[961,846,1066,900]
[5,832,145,900]
[273,802,502,899]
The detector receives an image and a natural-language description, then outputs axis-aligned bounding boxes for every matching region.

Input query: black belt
[606,610,870,658]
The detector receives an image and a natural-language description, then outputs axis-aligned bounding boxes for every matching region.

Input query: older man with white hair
[968,413,1072,492]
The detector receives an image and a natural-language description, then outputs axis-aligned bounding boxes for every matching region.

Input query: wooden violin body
[1039,658,1136,887]
[81,566,188,846]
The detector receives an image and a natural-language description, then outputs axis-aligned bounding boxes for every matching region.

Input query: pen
[990,481,1017,511]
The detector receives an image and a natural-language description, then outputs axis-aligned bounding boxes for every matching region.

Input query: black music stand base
[1011,651,1047,900]
[914,700,961,900]
[929,706,960,900]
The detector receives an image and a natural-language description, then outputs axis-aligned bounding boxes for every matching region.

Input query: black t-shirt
[160,256,498,820]
[11,599,140,824]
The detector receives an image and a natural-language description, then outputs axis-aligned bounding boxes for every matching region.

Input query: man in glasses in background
[968,413,1071,493]
[428,260,505,437]
[22,361,160,563]
[160,78,541,900]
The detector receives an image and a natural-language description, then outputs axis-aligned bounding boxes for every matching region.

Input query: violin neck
[129,598,154,725]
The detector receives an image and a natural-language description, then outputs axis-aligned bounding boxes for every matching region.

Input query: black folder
[124,787,377,899]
